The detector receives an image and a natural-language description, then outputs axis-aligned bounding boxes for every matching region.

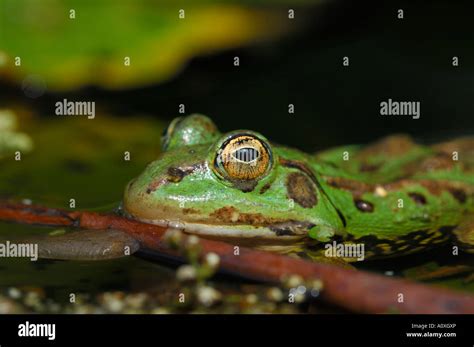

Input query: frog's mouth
[137,217,311,253]
[124,210,310,248]
[121,197,313,249]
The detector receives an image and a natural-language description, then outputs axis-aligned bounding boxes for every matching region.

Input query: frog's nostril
[127,178,136,192]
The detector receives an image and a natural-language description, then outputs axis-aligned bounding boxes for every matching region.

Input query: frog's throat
[130,216,305,242]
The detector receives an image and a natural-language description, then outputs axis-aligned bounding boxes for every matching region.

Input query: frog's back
[312,135,474,258]
[316,135,474,185]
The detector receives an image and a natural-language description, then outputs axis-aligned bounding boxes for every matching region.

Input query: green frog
[121,114,474,261]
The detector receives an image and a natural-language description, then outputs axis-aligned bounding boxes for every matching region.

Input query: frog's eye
[215,133,273,181]
[161,114,219,151]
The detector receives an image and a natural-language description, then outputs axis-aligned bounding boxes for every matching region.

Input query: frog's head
[123,114,342,244]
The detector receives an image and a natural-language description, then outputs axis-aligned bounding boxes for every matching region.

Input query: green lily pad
[0,0,291,90]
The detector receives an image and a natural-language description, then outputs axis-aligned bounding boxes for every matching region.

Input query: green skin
[123,114,474,260]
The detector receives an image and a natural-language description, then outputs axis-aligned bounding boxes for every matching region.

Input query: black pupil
[232,147,259,163]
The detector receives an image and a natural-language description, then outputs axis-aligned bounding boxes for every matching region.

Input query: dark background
[1,0,473,151]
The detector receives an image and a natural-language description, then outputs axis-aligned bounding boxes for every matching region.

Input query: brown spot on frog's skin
[209,206,237,222]
[400,152,467,177]
[269,221,315,236]
[208,207,312,237]
[231,180,258,193]
[182,208,199,215]
[167,167,186,182]
[168,163,204,181]
[146,178,167,194]
[259,183,271,194]
[354,199,374,212]
[324,176,473,208]
[279,158,318,183]
[209,206,283,226]
[286,172,317,208]
[432,138,474,157]
[419,153,456,172]
[324,177,372,196]
[408,192,427,205]
[356,135,417,160]
[449,188,467,204]
[360,163,382,173]
[388,180,473,199]
[146,162,205,194]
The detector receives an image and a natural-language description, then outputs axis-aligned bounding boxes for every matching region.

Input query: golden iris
[216,134,271,181]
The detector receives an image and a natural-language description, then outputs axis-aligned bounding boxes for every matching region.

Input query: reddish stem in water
[0,201,473,314]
